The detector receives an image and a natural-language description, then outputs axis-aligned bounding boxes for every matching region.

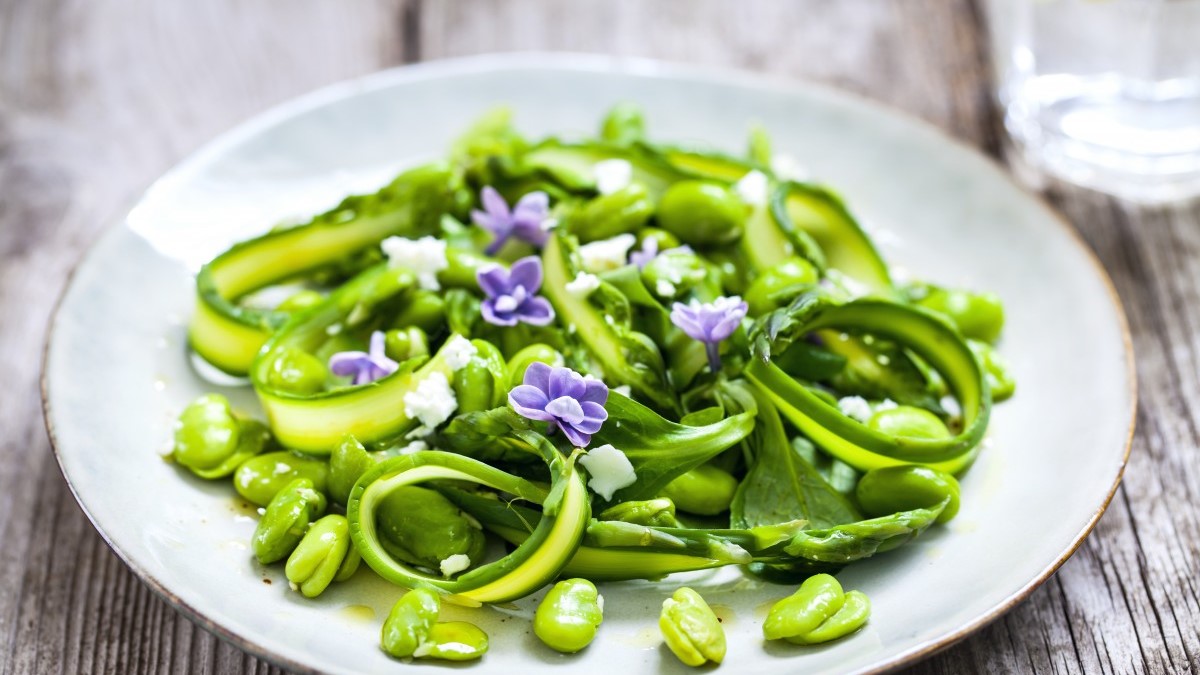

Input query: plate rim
[40,51,1136,675]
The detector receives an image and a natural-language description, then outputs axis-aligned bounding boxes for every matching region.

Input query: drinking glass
[987,0,1200,203]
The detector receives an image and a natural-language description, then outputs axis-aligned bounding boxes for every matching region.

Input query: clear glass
[988,0,1200,203]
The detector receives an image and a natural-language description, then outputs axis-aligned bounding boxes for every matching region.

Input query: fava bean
[376,486,486,571]
[414,622,489,661]
[384,327,429,363]
[570,185,654,241]
[789,590,870,645]
[252,478,327,564]
[453,359,497,414]
[263,347,326,395]
[660,464,738,516]
[969,339,1016,402]
[657,181,746,246]
[275,289,325,313]
[381,587,440,658]
[393,290,446,333]
[867,405,951,440]
[763,573,845,641]
[284,514,351,597]
[234,450,329,507]
[659,587,726,666]
[641,249,708,299]
[917,287,1005,344]
[189,420,272,480]
[535,578,604,653]
[745,257,820,316]
[856,465,961,523]
[173,394,238,471]
[328,436,372,506]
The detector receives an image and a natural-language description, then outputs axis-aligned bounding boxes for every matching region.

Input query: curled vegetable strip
[189,163,457,375]
[347,439,590,606]
[748,291,990,474]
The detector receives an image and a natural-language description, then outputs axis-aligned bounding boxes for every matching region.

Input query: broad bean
[173,394,238,471]
[763,573,845,641]
[660,464,739,516]
[414,622,489,661]
[190,420,272,480]
[262,347,326,395]
[570,185,654,241]
[328,436,372,506]
[867,406,951,440]
[381,588,440,658]
[659,587,726,666]
[856,465,961,523]
[534,578,604,653]
[234,450,329,507]
[384,327,429,363]
[916,287,1005,344]
[969,339,1016,401]
[641,249,708,300]
[393,290,446,333]
[376,486,486,571]
[252,478,327,564]
[657,180,745,246]
[284,514,352,597]
[745,257,820,316]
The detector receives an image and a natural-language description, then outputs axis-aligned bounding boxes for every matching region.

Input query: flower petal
[573,401,608,434]
[580,377,609,405]
[522,361,552,393]
[476,264,510,299]
[508,256,544,293]
[329,352,368,377]
[557,423,591,448]
[480,186,510,219]
[512,191,549,220]
[509,384,553,421]
[481,299,519,326]
[518,296,555,326]
[545,396,586,426]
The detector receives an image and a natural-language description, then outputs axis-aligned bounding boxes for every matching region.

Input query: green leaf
[722,381,861,530]
[590,392,755,503]
[438,407,539,464]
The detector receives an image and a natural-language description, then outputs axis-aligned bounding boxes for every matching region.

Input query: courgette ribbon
[249,263,470,453]
[748,291,990,474]
[189,163,457,375]
[347,437,590,606]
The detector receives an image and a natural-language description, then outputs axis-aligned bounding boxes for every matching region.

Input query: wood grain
[2,1,1196,673]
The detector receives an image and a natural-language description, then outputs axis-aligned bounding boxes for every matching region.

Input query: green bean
[534,578,604,653]
[788,590,870,644]
[856,465,961,523]
[763,573,845,641]
[745,257,820,316]
[376,485,486,572]
[916,287,1005,344]
[659,587,726,666]
[284,514,351,597]
[657,180,746,246]
[504,344,563,390]
[275,289,325,313]
[598,498,679,527]
[569,185,654,241]
[262,347,326,395]
[414,622,489,661]
[251,478,327,564]
[392,290,446,333]
[866,406,951,440]
[384,327,429,363]
[381,587,440,658]
[234,450,329,507]
[172,394,239,471]
[660,464,739,516]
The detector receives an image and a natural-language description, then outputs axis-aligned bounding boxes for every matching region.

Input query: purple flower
[477,256,555,327]
[628,238,693,270]
[509,362,608,447]
[670,296,749,372]
[328,330,398,385]
[471,186,551,255]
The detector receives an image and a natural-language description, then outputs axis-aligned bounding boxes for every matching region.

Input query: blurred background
[2,1,1196,673]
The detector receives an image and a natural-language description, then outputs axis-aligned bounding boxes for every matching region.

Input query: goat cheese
[403,372,457,434]
[593,159,633,195]
[578,234,636,273]
[578,444,637,500]
[382,235,448,291]
[734,169,769,206]
[442,335,478,371]
[439,554,471,577]
[837,396,873,423]
[565,271,602,297]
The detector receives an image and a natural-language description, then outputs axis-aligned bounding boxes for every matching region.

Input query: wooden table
[2,1,1196,672]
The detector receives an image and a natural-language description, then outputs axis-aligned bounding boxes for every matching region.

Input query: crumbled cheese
[771,153,810,181]
[578,444,637,500]
[940,395,962,418]
[593,159,632,195]
[655,279,677,298]
[382,235,448,291]
[442,335,477,371]
[734,169,769,206]
[875,398,899,413]
[396,439,428,455]
[612,385,632,397]
[837,396,873,423]
[288,581,299,591]
[403,372,458,434]
[439,554,471,578]
[565,271,601,297]
[578,234,636,273]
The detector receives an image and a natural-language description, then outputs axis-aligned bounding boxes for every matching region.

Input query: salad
[172,105,1014,665]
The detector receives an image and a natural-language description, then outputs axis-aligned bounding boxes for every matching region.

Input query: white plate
[42,53,1134,674]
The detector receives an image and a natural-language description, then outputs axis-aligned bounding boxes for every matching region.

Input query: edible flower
[471,186,551,255]
[328,330,397,385]
[629,238,692,270]
[509,362,608,447]
[477,256,555,326]
[670,296,749,372]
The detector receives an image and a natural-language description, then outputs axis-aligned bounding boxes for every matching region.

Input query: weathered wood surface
[1,1,1196,673]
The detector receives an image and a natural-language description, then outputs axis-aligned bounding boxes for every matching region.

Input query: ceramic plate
[43,54,1134,674]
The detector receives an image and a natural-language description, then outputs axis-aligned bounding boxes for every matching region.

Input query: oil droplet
[613,626,661,650]
[952,520,978,534]
[219,539,248,551]
[925,546,943,560]
[153,376,168,392]
[229,498,259,519]
[340,605,376,622]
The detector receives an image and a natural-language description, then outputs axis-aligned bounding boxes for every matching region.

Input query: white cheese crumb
[612,385,632,397]
[837,396,873,423]
[734,169,769,206]
[771,153,811,181]
[655,279,677,298]
[439,554,471,578]
[288,581,299,591]
[578,444,637,501]
[578,234,636,273]
[382,235,448,291]
[875,398,899,413]
[565,271,602,297]
[593,159,633,195]
[940,395,962,418]
[403,372,458,434]
[396,439,428,455]
[442,335,477,371]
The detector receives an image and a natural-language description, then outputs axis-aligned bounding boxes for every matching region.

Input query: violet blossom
[628,237,693,270]
[328,330,398,385]
[476,256,555,327]
[670,296,749,372]
[509,362,608,447]
[471,186,551,255]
